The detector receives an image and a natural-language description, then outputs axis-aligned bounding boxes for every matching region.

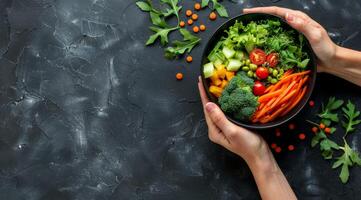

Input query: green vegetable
[249,64,257,71]
[165,29,201,58]
[247,71,253,77]
[136,0,200,58]
[309,97,361,183]
[242,66,249,71]
[222,46,236,59]
[235,51,247,60]
[332,141,361,183]
[318,97,344,125]
[201,0,229,17]
[342,101,361,136]
[227,59,243,71]
[203,62,215,78]
[211,19,309,71]
[218,72,259,121]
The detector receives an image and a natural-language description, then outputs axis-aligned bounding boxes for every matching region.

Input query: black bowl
[201,13,317,130]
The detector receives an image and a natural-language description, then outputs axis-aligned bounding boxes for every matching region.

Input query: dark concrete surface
[0,0,361,199]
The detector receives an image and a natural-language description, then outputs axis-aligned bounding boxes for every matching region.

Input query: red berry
[288,123,295,130]
[288,145,295,151]
[275,128,281,137]
[275,147,282,153]
[299,133,306,140]
[309,100,315,107]
[271,143,277,149]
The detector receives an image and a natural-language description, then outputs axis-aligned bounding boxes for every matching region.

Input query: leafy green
[147,26,178,45]
[332,141,361,183]
[318,97,344,122]
[201,0,229,17]
[165,29,201,59]
[342,101,361,135]
[136,0,200,58]
[210,19,310,70]
[310,97,361,184]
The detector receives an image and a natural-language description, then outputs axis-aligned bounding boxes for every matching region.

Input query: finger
[243,7,321,44]
[205,102,236,135]
[198,76,209,105]
[198,79,220,131]
[243,6,295,18]
[284,12,321,44]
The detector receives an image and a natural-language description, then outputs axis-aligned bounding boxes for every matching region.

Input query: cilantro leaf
[147,26,177,46]
[318,97,344,122]
[201,0,210,8]
[165,29,201,58]
[332,142,361,183]
[136,1,152,11]
[342,100,361,135]
[202,0,229,17]
[311,130,327,147]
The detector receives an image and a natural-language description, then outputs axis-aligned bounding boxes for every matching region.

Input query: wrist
[245,143,278,174]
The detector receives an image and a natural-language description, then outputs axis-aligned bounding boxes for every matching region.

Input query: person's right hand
[243,7,337,72]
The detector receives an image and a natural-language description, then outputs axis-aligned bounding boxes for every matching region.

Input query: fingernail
[285,12,294,22]
[205,102,216,112]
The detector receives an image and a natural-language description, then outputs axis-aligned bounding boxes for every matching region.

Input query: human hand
[198,77,272,166]
[243,6,337,72]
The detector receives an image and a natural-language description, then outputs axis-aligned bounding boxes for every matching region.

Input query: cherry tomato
[249,49,266,65]
[266,53,279,67]
[255,67,269,79]
[253,81,266,96]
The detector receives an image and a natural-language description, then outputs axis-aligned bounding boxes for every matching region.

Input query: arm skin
[198,77,297,200]
[319,46,361,86]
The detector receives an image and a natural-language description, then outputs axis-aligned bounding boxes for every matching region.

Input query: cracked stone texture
[0,0,361,199]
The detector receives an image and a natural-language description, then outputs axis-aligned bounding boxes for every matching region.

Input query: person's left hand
[197,77,272,166]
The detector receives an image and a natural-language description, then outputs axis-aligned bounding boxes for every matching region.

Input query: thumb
[205,102,235,134]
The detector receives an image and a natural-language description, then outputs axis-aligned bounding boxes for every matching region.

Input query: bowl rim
[200,13,317,130]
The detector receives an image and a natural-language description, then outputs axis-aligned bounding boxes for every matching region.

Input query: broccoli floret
[219,73,259,122]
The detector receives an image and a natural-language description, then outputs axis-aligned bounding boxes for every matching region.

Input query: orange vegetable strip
[259,103,266,110]
[270,81,297,109]
[277,70,311,85]
[278,89,297,105]
[266,97,277,107]
[258,90,282,103]
[264,85,275,93]
[280,86,308,117]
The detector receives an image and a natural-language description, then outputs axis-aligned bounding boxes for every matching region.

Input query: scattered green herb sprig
[201,0,229,17]
[308,97,361,183]
[136,0,203,59]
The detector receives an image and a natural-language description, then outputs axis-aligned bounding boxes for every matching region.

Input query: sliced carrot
[261,103,289,123]
[277,70,311,85]
[278,89,297,105]
[258,90,282,103]
[264,85,275,93]
[280,86,307,116]
[259,103,266,110]
[269,81,297,110]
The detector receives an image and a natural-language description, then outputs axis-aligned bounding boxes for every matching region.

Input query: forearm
[320,46,361,86]
[246,147,297,200]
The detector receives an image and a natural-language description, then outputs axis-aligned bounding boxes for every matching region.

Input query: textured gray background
[0,0,361,199]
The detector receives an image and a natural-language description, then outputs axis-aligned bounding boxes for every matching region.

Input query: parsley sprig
[309,97,361,183]
[136,0,201,58]
[201,0,229,17]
